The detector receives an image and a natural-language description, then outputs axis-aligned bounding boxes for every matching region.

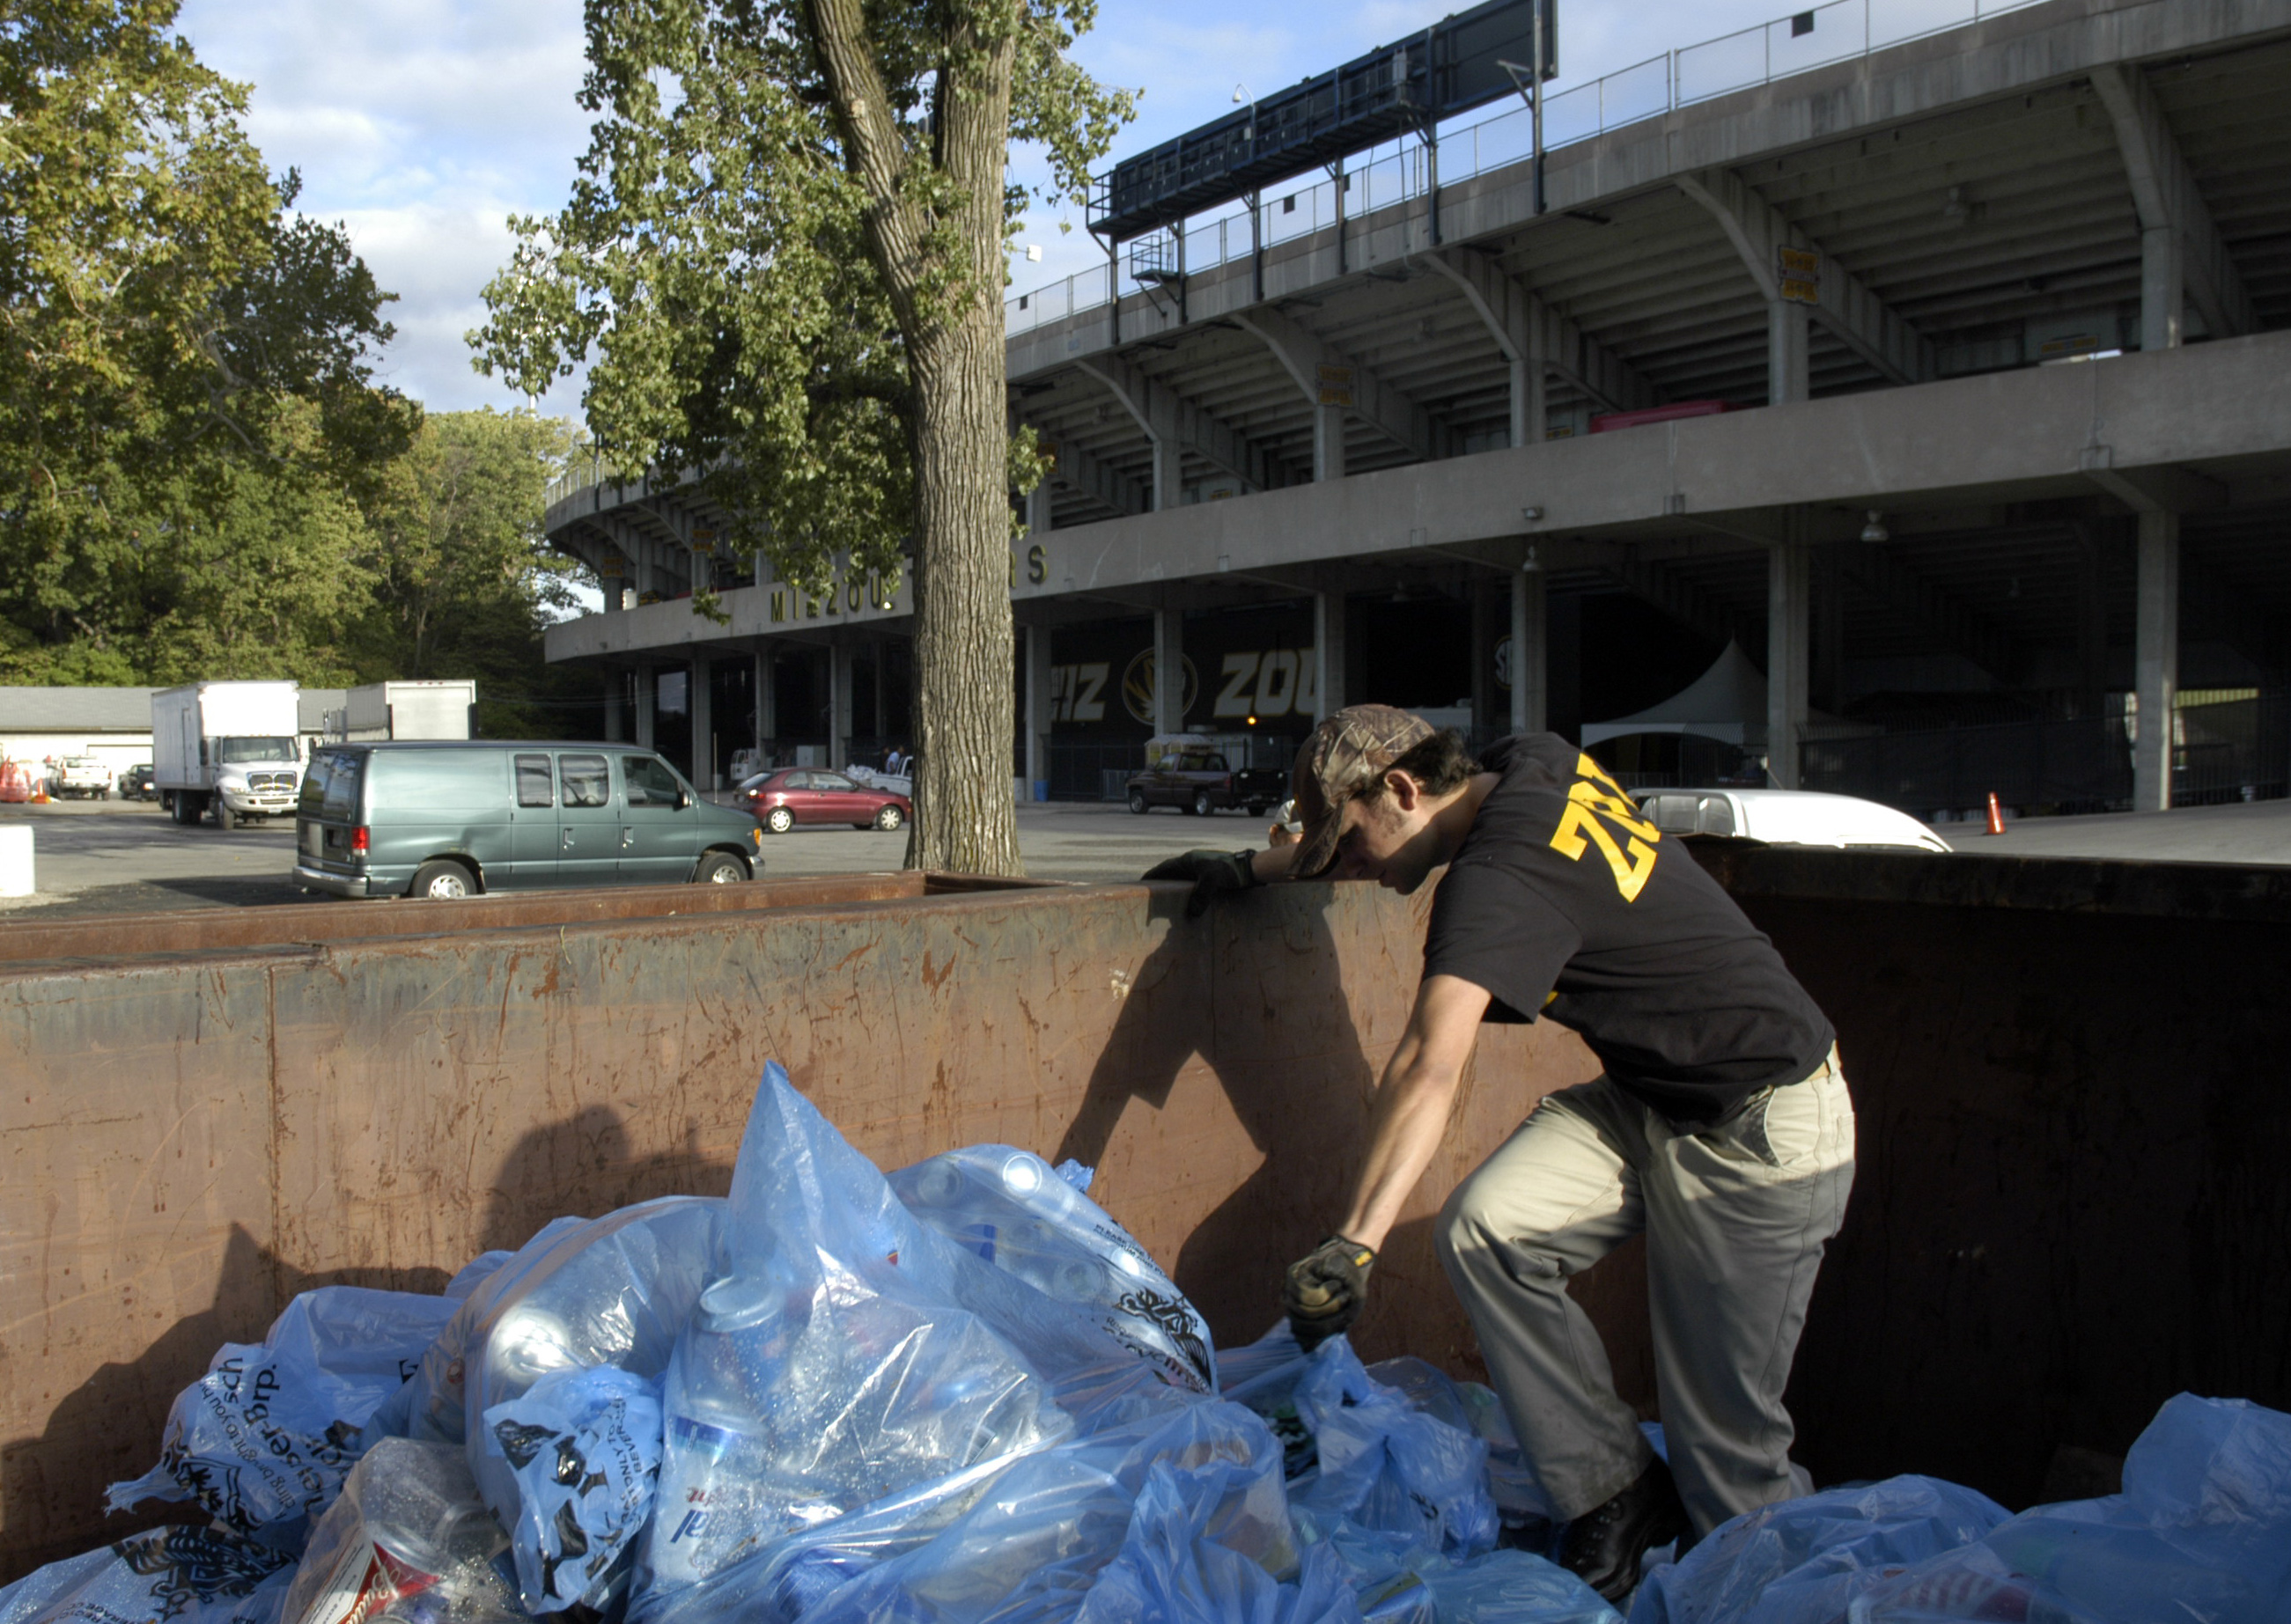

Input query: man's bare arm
[1336,973,1493,1251]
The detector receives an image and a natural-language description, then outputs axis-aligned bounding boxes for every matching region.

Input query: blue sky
[171,0,1857,420]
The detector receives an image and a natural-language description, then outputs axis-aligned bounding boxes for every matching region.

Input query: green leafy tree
[473,0,1133,872]
[0,0,412,681]
[350,408,598,737]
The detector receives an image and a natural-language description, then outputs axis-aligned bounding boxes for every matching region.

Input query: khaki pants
[1434,1051,1854,1537]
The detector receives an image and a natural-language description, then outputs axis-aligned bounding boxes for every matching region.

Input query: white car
[1635,788,1952,852]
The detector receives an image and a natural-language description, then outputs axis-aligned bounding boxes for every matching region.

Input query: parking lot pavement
[0,796,1277,918]
[1925,797,2291,864]
[0,798,306,915]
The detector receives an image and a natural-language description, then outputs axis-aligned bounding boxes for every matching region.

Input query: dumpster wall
[10,852,2283,1579]
[0,876,1613,1579]
[1704,846,2291,1512]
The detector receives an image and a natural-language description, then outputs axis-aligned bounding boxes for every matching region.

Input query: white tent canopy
[1580,642,1767,747]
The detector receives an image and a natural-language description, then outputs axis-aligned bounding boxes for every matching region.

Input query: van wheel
[873,804,904,831]
[765,806,795,834]
[409,860,475,900]
[694,854,748,885]
[1192,790,1214,817]
[1128,790,1149,814]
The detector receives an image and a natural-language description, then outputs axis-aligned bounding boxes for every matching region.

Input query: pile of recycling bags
[6,1061,2288,1624]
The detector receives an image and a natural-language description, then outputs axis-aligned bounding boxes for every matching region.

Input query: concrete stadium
[538,0,2291,819]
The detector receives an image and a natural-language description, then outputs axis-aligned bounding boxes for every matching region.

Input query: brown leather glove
[1283,1234,1376,1350]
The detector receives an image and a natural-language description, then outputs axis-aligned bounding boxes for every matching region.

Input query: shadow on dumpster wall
[1057,878,1649,1400]
[3,1113,733,1588]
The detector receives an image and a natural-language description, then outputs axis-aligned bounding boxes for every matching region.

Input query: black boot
[1558,1456,1691,1603]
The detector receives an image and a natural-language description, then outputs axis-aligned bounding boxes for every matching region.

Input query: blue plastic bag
[461,1198,722,1533]
[1287,1341,1496,1562]
[640,1066,1075,1597]
[483,1365,666,1613]
[1074,1453,1359,1624]
[107,1286,463,1547]
[1853,1394,2291,1624]
[1624,1475,2007,1624]
[0,1529,294,1624]
[372,1216,592,1447]
[714,1400,1299,1624]
[890,1146,1215,1396]
[1366,1358,1557,1527]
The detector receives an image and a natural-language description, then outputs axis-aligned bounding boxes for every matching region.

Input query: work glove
[1140,849,1263,919]
[1283,1234,1376,1351]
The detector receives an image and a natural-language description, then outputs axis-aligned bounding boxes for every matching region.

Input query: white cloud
[174,0,1802,411]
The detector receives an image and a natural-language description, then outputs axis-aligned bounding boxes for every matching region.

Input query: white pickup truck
[48,757,113,800]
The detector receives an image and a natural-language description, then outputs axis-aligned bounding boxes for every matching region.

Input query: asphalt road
[4,793,2288,921]
[0,796,1263,917]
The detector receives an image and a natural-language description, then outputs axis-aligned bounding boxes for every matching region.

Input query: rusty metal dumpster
[4,851,2288,1584]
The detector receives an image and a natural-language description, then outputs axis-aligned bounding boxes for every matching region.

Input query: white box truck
[151,681,304,828]
[332,679,475,742]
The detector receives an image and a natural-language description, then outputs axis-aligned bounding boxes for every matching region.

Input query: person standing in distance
[1141,706,1855,1599]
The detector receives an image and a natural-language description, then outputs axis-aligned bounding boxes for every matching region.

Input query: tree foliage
[472,0,1134,871]
[0,0,415,681]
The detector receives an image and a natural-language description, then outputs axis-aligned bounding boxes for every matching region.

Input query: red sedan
[736,768,911,834]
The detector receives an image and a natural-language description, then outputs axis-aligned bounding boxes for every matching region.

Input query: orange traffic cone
[1985,792,2005,835]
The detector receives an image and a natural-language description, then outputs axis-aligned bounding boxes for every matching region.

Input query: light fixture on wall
[1860,510,1890,543]
[1521,543,1542,572]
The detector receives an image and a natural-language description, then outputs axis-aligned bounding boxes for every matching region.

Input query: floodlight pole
[1532,3,1546,215]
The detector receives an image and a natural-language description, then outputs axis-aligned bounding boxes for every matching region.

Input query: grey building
[541,0,2291,812]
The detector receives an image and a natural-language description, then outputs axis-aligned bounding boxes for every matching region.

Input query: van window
[369,750,505,812]
[559,753,611,808]
[514,753,555,808]
[622,755,685,807]
[300,748,366,819]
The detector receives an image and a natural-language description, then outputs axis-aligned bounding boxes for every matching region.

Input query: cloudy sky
[171,0,1848,422]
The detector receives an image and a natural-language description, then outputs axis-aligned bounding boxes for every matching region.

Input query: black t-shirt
[1421,734,1834,1122]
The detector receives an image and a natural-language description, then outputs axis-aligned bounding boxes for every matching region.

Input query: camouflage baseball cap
[1287,705,1435,879]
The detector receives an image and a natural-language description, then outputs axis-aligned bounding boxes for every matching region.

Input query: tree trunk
[902,321,1022,874]
[807,0,1024,876]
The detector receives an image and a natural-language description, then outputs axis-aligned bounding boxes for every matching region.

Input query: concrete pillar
[604,669,626,742]
[1512,302,1548,447]
[1314,586,1347,721]
[829,638,854,769]
[1026,476,1055,536]
[2133,510,2180,812]
[2140,225,2184,352]
[1768,301,1810,407]
[755,649,775,764]
[1150,438,1182,511]
[690,655,714,789]
[1024,622,1052,800]
[1766,540,1811,788]
[1509,565,1546,735]
[1314,404,1347,482]
[635,666,657,750]
[1153,608,1185,733]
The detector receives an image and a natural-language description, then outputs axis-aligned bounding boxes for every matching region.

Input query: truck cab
[151,680,305,828]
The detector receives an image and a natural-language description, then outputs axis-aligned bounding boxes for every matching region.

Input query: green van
[292,741,764,900]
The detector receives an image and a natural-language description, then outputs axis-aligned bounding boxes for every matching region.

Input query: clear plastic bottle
[283,1439,521,1624]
